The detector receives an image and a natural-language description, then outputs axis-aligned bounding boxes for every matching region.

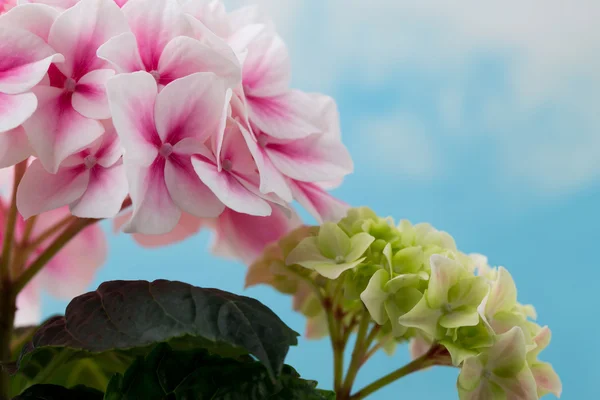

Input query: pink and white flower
[2,0,353,275]
[17,121,127,219]
[191,118,272,216]
[97,0,240,87]
[107,71,227,234]
[23,0,128,173]
[0,22,63,167]
[241,29,319,141]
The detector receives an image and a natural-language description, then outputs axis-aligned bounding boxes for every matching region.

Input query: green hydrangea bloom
[246,207,561,399]
[397,255,488,339]
[286,222,375,279]
[457,327,537,400]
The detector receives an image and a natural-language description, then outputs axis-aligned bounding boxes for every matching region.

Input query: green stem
[0,161,26,282]
[0,162,26,400]
[340,311,371,396]
[349,345,441,399]
[23,214,74,253]
[13,218,96,294]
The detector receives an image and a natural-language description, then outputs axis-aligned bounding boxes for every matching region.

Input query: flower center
[334,255,345,264]
[159,143,173,158]
[443,304,453,313]
[83,155,97,169]
[64,78,77,93]
[222,159,233,171]
[149,70,161,83]
[482,369,492,379]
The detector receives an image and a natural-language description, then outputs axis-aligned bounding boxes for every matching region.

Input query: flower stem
[324,288,344,392]
[340,311,371,397]
[23,214,74,253]
[349,344,445,400]
[0,161,26,282]
[13,218,95,294]
[13,197,132,295]
[0,161,27,400]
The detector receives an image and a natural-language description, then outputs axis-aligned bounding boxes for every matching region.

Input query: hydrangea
[246,207,561,399]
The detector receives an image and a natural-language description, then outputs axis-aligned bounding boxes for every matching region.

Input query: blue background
[42,1,599,398]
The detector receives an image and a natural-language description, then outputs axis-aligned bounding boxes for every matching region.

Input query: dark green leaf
[11,384,103,400]
[105,343,334,400]
[11,280,298,385]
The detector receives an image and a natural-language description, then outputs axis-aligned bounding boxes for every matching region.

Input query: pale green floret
[457,327,538,400]
[397,255,489,339]
[360,243,426,337]
[285,222,375,279]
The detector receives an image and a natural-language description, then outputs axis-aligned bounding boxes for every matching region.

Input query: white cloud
[354,114,437,179]
[227,0,600,194]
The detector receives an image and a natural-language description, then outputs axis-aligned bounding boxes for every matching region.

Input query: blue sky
[41,1,600,398]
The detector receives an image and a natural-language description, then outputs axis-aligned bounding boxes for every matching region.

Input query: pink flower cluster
[0,0,353,322]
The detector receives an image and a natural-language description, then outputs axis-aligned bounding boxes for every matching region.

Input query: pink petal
[217,118,257,174]
[288,180,349,223]
[184,14,240,61]
[409,334,432,360]
[123,157,181,234]
[97,32,145,73]
[122,0,192,71]
[241,127,292,201]
[16,158,89,219]
[94,120,123,167]
[0,92,37,132]
[0,26,63,94]
[20,0,79,10]
[246,90,321,140]
[23,86,104,173]
[531,362,562,398]
[70,163,127,218]
[40,212,107,298]
[106,71,160,165]
[157,36,240,87]
[304,313,329,339]
[242,30,290,98]
[0,127,32,168]
[72,69,115,119]
[180,0,231,38]
[15,281,41,327]
[214,90,233,169]
[164,153,224,218]
[308,93,342,139]
[210,206,301,264]
[114,209,204,247]
[191,155,271,216]
[0,3,59,41]
[48,0,128,80]
[154,72,227,144]
[228,5,273,32]
[227,23,265,57]
[264,132,354,182]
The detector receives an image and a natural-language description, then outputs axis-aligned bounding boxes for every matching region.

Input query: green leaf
[105,343,334,400]
[10,280,298,388]
[10,326,39,358]
[12,384,103,400]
